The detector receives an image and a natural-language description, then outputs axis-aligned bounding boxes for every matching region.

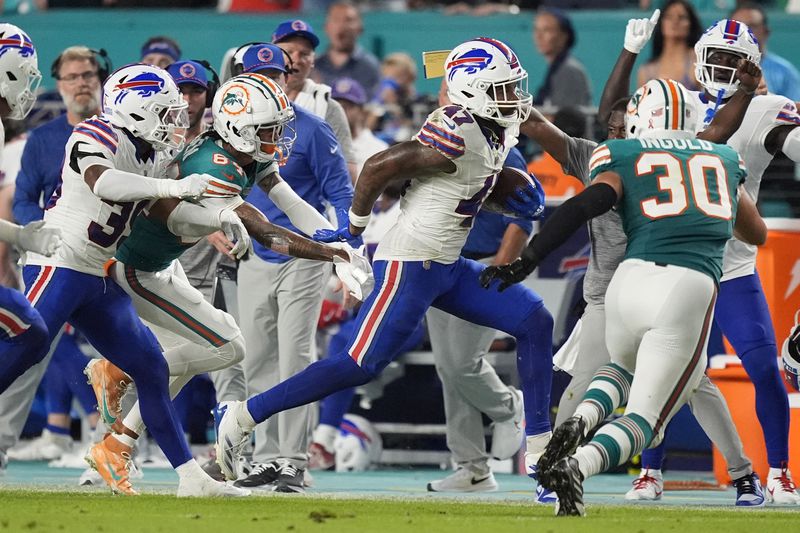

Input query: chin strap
[703,90,726,127]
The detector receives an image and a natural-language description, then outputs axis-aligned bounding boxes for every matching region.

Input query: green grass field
[0,491,798,533]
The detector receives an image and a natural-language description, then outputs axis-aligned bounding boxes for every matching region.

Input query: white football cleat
[426,467,498,492]
[625,469,663,501]
[766,467,800,505]
[177,473,251,498]
[490,387,524,460]
[215,401,254,481]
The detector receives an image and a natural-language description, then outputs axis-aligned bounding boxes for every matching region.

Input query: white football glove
[334,245,374,301]
[218,209,251,260]
[161,173,212,201]
[18,221,62,257]
[623,9,660,54]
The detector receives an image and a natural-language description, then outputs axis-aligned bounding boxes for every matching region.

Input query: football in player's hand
[483,167,542,218]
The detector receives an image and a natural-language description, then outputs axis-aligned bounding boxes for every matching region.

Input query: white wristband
[348,208,371,228]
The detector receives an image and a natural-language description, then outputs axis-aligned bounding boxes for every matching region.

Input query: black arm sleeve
[524,182,618,264]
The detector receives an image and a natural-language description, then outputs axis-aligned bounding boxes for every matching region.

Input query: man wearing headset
[166,60,216,145]
[2,46,107,471]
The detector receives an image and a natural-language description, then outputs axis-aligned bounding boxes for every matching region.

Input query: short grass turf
[0,491,799,533]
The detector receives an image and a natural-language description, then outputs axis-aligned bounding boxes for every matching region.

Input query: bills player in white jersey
[14,63,250,497]
[620,19,800,504]
[214,38,555,482]
[0,24,62,409]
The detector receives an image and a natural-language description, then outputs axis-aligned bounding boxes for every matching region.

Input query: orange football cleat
[85,435,138,496]
[84,358,132,426]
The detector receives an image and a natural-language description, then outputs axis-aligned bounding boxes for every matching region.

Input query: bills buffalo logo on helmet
[446,48,493,81]
[114,72,166,104]
[0,30,34,59]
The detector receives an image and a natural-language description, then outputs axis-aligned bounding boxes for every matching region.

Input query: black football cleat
[541,456,585,517]
[537,416,586,474]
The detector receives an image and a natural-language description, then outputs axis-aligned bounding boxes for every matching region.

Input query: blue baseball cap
[241,44,288,74]
[166,60,208,89]
[331,77,367,106]
[272,19,320,49]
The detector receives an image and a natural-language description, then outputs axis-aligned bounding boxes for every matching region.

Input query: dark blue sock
[640,441,666,470]
[44,351,73,415]
[56,333,97,415]
[740,346,789,467]
[45,423,70,436]
[248,354,372,424]
[511,304,554,436]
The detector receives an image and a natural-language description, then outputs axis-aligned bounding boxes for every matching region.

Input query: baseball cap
[240,44,288,74]
[331,77,367,106]
[272,19,320,49]
[166,60,208,89]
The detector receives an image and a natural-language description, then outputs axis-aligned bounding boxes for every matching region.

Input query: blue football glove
[313,209,362,244]
[505,181,545,221]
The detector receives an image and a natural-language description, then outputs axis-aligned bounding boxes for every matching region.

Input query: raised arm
[598,10,660,124]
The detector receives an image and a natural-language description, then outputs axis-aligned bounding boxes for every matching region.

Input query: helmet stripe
[666,80,683,131]
[473,37,519,67]
[236,73,285,112]
[655,79,671,130]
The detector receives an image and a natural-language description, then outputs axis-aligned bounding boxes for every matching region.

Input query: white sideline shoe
[766,467,800,505]
[427,467,498,492]
[8,430,72,461]
[625,469,663,501]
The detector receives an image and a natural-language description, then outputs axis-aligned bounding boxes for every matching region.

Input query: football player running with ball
[84,72,372,495]
[215,38,555,481]
[482,79,766,516]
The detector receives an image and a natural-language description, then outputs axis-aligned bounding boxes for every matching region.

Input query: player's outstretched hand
[165,173,212,201]
[506,183,545,221]
[624,8,660,54]
[735,58,762,95]
[218,210,251,260]
[18,221,62,257]
[334,245,374,301]
[313,209,360,243]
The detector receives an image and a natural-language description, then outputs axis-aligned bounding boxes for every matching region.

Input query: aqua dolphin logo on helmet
[446,48,493,81]
[114,72,166,103]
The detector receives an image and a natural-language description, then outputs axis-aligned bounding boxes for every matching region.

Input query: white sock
[525,431,552,458]
[111,432,136,449]
[175,459,207,480]
[236,401,256,430]
[574,445,604,480]
[312,424,338,452]
[769,467,788,478]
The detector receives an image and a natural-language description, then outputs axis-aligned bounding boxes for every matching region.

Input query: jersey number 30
[636,152,733,220]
